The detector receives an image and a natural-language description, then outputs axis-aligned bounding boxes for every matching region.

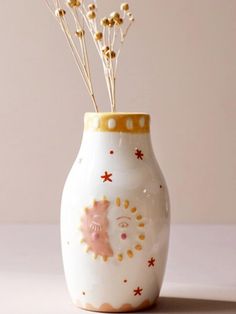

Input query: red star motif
[135,149,144,160]
[101,171,112,182]
[133,286,143,296]
[148,257,156,267]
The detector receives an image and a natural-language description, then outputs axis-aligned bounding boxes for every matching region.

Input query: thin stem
[60,16,98,112]
[70,9,87,67]
[62,17,89,82]
[115,21,133,76]
[111,26,118,111]
[80,3,114,110]
[111,25,117,48]
[122,20,133,42]
[108,27,115,112]
[56,0,98,111]
[72,8,95,97]
[105,67,113,109]
[44,0,54,15]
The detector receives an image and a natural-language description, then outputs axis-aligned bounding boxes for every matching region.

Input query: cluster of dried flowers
[44,0,135,112]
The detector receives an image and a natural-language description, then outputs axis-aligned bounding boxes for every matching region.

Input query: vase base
[74,299,155,313]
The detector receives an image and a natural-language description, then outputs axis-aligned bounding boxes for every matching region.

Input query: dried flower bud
[115,17,123,26]
[101,17,109,27]
[111,51,116,59]
[88,3,96,11]
[127,12,134,21]
[102,46,110,54]
[55,9,66,17]
[121,3,129,11]
[110,12,120,20]
[108,18,115,27]
[87,11,96,19]
[105,50,116,59]
[75,29,85,38]
[67,0,81,7]
[94,32,103,41]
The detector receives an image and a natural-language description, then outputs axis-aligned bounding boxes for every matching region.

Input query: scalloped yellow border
[84,113,150,133]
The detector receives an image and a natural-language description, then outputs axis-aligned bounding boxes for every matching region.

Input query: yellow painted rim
[84,112,150,133]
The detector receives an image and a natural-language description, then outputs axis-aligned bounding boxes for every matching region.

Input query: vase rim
[84,112,150,134]
[85,112,150,116]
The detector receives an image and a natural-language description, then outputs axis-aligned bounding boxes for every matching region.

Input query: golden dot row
[117,244,143,262]
[115,197,144,223]
[115,197,145,262]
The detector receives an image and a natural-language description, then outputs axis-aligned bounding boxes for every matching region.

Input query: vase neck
[79,113,154,161]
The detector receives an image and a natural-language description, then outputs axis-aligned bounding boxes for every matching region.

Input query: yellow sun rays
[115,197,145,262]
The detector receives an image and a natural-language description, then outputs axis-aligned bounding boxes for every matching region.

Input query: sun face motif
[80,197,145,262]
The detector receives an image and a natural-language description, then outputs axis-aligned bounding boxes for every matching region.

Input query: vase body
[61,112,170,312]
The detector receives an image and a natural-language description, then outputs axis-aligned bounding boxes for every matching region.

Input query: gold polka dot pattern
[84,113,150,133]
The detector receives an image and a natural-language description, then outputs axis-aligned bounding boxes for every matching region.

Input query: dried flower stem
[108,27,116,111]
[44,0,98,112]
[60,17,98,112]
[70,9,96,110]
[79,4,114,110]
[44,1,134,112]
[61,17,98,112]
[58,0,98,111]
[44,0,54,14]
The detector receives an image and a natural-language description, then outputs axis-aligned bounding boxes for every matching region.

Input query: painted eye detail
[118,221,129,228]
[89,222,102,233]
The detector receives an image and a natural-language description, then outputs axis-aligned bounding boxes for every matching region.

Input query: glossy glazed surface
[61,113,170,312]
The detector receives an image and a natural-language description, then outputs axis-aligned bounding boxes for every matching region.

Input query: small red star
[148,257,156,267]
[134,286,143,296]
[109,150,114,155]
[135,149,144,160]
[101,171,112,182]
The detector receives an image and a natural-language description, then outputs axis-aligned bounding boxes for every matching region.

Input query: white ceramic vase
[61,112,170,312]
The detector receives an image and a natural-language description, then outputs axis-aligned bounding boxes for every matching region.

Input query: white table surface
[1,224,236,314]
